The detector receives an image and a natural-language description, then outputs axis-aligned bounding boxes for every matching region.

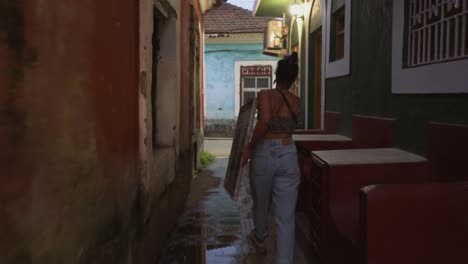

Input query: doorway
[312,28,322,129]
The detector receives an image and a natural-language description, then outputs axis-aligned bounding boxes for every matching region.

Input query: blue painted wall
[205,43,278,119]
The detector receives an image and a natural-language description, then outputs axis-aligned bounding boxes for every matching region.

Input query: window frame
[334,7,345,61]
[241,76,271,106]
[392,0,468,93]
[404,0,468,68]
[326,0,352,78]
[234,61,278,116]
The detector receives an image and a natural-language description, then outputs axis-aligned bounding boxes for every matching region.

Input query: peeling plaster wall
[138,0,181,208]
[137,0,207,259]
[0,0,140,263]
[0,0,200,263]
[136,0,204,261]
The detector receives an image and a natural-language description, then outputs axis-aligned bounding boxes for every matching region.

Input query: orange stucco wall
[0,0,204,262]
[0,1,141,262]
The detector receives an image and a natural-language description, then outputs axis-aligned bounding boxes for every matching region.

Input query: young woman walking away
[242,52,300,264]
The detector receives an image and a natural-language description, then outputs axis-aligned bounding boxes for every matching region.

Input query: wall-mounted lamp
[264,20,285,50]
[290,0,305,18]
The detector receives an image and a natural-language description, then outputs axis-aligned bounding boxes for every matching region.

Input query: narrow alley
[1,0,468,264]
[159,138,316,264]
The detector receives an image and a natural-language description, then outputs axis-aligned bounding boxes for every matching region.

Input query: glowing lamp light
[290,2,304,17]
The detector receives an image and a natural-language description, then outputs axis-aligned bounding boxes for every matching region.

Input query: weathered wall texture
[205,43,277,120]
[0,0,204,263]
[325,0,468,154]
[204,42,277,136]
[0,0,140,263]
[204,118,237,137]
[135,0,204,261]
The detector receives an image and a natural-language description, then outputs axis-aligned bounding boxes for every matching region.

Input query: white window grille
[241,76,271,106]
[407,0,468,67]
[239,65,272,106]
[235,62,277,115]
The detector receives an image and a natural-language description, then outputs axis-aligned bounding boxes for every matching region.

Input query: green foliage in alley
[200,151,215,168]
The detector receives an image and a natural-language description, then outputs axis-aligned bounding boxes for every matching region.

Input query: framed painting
[224,97,257,199]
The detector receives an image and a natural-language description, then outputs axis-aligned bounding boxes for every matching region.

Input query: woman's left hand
[241,143,253,166]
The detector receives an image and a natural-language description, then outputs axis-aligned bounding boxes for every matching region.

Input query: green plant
[200,151,215,168]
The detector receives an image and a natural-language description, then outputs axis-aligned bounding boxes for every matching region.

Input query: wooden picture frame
[224,96,257,199]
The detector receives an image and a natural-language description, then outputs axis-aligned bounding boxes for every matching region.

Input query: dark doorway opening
[313,29,322,129]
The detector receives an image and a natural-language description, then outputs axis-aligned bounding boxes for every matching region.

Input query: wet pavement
[158,139,316,264]
[158,158,246,264]
[203,138,233,157]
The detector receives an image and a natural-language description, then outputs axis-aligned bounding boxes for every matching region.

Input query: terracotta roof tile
[204,2,273,34]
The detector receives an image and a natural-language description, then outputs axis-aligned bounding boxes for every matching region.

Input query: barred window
[406,0,468,67]
[240,65,272,106]
[241,77,271,106]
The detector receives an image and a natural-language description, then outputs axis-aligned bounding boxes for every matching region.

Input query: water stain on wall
[9,247,32,264]
[78,209,132,264]
[0,0,37,145]
[1,3,38,263]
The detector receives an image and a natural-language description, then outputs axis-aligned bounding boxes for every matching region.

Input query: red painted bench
[296,121,468,263]
[294,114,395,150]
[351,115,394,149]
[428,122,468,182]
[360,182,468,264]
[295,115,395,212]
[355,121,468,263]
[294,133,353,211]
[293,134,353,150]
[309,148,430,264]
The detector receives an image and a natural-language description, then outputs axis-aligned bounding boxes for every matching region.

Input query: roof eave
[263,48,288,58]
[253,0,289,17]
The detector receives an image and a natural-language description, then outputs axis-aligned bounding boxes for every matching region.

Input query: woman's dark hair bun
[275,52,299,87]
[285,52,298,64]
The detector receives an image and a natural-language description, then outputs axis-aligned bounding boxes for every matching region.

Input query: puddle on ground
[158,159,249,264]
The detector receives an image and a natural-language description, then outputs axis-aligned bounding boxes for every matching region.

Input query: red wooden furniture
[299,121,468,263]
[294,133,352,211]
[295,114,395,150]
[360,182,468,264]
[295,115,395,212]
[351,115,394,148]
[309,148,430,264]
[427,122,468,182]
[356,122,468,264]
[293,134,353,150]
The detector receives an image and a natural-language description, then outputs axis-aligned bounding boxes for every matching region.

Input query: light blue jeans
[250,138,300,264]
